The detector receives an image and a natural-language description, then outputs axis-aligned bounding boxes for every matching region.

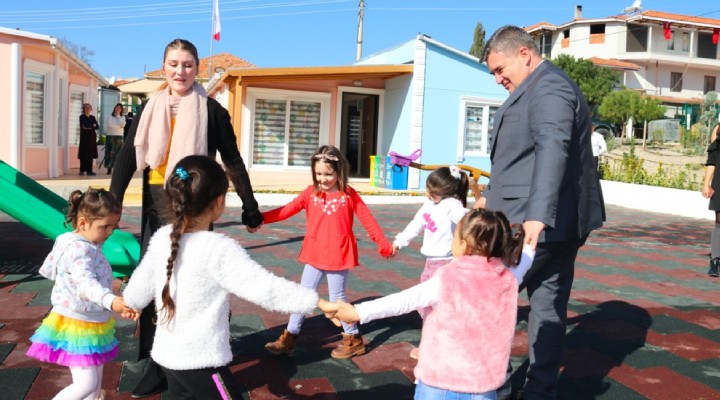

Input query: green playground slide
[0,160,139,278]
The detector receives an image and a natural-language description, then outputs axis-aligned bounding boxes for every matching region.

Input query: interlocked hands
[317,298,360,327]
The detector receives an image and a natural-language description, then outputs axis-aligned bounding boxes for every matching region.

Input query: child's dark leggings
[160,365,243,400]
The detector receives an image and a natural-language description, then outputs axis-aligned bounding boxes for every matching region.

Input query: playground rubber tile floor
[1,204,720,399]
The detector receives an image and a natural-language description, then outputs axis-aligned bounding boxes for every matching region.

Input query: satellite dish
[623,0,642,14]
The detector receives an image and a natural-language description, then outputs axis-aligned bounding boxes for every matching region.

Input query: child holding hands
[392,165,470,358]
[27,188,135,400]
[322,209,534,399]
[262,145,394,359]
[122,155,326,399]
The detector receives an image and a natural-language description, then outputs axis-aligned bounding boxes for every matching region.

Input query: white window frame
[243,88,331,169]
[68,85,89,146]
[456,97,503,161]
[23,60,55,147]
[335,85,385,153]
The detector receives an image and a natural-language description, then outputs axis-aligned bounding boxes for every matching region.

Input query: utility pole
[356,0,364,61]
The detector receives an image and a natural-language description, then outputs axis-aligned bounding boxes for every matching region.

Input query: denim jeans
[414,380,496,400]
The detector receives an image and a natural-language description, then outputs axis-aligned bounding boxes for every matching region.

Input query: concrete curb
[600,180,712,221]
[36,178,712,220]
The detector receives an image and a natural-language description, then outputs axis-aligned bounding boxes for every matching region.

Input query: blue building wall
[416,42,507,188]
[360,36,508,191]
[381,74,413,155]
[356,40,415,65]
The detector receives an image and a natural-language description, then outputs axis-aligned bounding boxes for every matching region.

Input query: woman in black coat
[703,123,720,277]
[109,38,262,398]
[78,103,98,176]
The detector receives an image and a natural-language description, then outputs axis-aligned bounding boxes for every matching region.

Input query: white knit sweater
[123,225,319,370]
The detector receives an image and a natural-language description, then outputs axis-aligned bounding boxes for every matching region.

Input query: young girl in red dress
[262,145,393,359]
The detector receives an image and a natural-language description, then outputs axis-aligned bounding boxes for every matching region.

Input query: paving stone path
[1,204,719,399]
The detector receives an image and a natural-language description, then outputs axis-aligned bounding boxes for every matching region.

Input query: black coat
[78,114,98,160]
[109,98,262,228]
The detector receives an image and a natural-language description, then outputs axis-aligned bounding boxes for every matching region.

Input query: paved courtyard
[1,203,719,399]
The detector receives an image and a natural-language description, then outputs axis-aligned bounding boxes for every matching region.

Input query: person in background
[391,165,470,359]
[123,111,134,140]
[321,209,534,400]
[591,124,608,170]
[104,103,126,175]
[702,122,720,277]
[109,38,263,398]
[480,25,605,400]
[262,145,394,360]
[78,103,99,176]
[123,155,326,399]
[26,188,136,400]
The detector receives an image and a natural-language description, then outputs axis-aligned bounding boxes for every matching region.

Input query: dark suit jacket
[484,61,605,243]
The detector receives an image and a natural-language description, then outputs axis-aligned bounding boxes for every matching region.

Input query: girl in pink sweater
[321,209,534,399]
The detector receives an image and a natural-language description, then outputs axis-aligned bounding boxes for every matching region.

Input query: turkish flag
[713,28,719,45]
[212,0,221,41]
[663,22,672,41]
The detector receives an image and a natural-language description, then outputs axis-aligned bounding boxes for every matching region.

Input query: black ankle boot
[708,257,720,277]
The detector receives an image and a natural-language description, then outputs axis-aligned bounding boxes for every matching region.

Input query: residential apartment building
[526,6,720,124]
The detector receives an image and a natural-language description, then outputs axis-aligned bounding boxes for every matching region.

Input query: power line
[0,0,353,25]
[19,7,357,32]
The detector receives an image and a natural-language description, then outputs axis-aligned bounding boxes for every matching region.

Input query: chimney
[575,5,583,20]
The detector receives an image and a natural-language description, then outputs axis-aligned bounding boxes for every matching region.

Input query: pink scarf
[134,82,208,184]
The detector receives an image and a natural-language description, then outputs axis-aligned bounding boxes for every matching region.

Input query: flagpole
[209,0,220,81]
[209,34,214,81]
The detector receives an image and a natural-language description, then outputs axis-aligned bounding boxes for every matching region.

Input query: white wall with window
[23,60,55,147]
[243,88,330,169]
[68,86,87,146]
[456,97,502,161]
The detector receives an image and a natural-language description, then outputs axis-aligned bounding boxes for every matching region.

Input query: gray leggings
[286,264,359,335]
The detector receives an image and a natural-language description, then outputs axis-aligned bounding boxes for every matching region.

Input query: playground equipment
[388,150,490,199]
[0,160,140,278]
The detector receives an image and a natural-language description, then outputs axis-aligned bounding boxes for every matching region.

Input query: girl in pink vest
[321,209,534,399]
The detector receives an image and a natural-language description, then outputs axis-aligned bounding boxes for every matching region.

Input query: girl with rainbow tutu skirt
[26,188,136,400]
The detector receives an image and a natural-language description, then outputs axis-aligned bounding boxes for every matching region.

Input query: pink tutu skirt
[26,312,118,367]
[418,258,453,319]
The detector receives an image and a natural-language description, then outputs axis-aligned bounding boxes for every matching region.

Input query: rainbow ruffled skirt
[26,312,118,367]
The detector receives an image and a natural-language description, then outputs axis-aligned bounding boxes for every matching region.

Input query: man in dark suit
[480,25,605,399]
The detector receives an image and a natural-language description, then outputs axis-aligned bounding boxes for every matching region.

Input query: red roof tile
[145,52,255,79]
[525,21,556,32]
[587,57,641,71]
[639,10,720,27]
[113,78,138,87]
[528,9,720,31]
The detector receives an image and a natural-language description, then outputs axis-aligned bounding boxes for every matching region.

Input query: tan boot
[331,333,366,359]
[264,329,297,355]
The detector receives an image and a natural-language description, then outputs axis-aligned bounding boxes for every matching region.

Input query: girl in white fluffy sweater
[123,155,327,399]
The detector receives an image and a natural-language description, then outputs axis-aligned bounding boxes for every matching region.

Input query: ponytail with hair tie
[449,165,461,179]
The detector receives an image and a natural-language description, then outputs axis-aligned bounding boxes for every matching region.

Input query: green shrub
[600,147,701,191]
[605,136,617,152]
[650,128,664,145]
[681,124,706,155]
